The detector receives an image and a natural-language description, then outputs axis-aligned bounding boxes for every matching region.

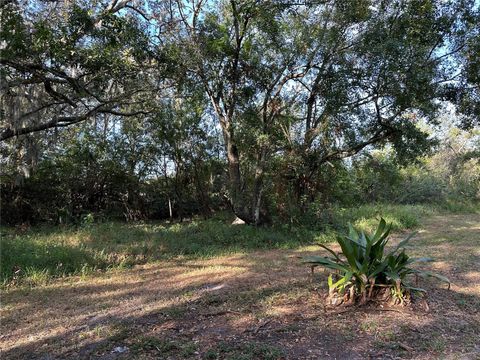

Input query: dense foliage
[1,0,479,225]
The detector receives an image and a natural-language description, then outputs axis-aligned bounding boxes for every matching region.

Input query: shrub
[303,218,450,305]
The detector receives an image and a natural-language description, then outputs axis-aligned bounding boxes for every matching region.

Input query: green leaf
[413,270,451,288]
[331,271,353,290]
[407,257,434,264]
[348,223,359,241]
[302,256,349,273]
[385,270,401,282]
[369,258,389,278]
[317,243,343,262]
[372,218,386,242]
[404,285,427,293]
[337,237,358,270]
[372,222,392,246]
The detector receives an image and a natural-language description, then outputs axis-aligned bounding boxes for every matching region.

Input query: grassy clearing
[1,218,311,287]
[1,213,478,359]
[1,204,437,287]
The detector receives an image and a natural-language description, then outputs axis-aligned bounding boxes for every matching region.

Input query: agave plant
[303,218,450,305]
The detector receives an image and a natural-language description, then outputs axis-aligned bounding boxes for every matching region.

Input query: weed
[379,330,396,341]
[23,267,50,286]
[429,338,446,352]
[160,305,187,319]
[360,321,379,332]
[132,336,197,357]
[205,341,284,360]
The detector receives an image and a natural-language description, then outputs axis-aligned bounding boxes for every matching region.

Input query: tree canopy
[1,0,479,224]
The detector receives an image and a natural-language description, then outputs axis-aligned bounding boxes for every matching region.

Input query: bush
[303,218,450,305]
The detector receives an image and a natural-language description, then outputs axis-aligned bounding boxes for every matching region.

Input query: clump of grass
[23,267,50,287]
[204,341,284,360]
[435,199,480,214]
[131,336,197,357]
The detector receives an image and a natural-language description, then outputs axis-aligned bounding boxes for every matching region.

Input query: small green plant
[303,218,450,305]
[204,341,284,360]
[81,213,95,227]
[24,267,50,286]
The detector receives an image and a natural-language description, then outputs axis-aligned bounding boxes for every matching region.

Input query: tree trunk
[251,146,267,225]
[216,116,254,223]
[225,132,252,222]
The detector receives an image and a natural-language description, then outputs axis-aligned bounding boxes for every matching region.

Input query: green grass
[1,218,315,286]
[0,204,440,287]
[131,336,197,357]
[204,341,285,360]
[434,198,480,214]
[324,203,435,232]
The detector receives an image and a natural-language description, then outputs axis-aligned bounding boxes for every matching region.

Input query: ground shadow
[1,214,479,359]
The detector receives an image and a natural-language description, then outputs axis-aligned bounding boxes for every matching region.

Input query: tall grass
[435,198,480,214]
[333,203,435,232]
[1,204,440,287]
[1,219,315,286]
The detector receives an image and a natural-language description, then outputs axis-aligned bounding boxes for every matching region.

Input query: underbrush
[0,203,447,287]
[311,203,435,233]
[336,204,432,232]
[434,198,480,214]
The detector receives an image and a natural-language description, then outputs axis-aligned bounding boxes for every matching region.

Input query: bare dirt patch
[1,214,479,359]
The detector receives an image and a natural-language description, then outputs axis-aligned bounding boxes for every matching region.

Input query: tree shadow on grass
[1,220,318,286]
[2,252,480,360]
[1,273,364,359]
[0,237,102,285]
[2,214,479,359]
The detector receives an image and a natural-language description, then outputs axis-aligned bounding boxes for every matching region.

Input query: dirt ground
[1,214,479,359]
